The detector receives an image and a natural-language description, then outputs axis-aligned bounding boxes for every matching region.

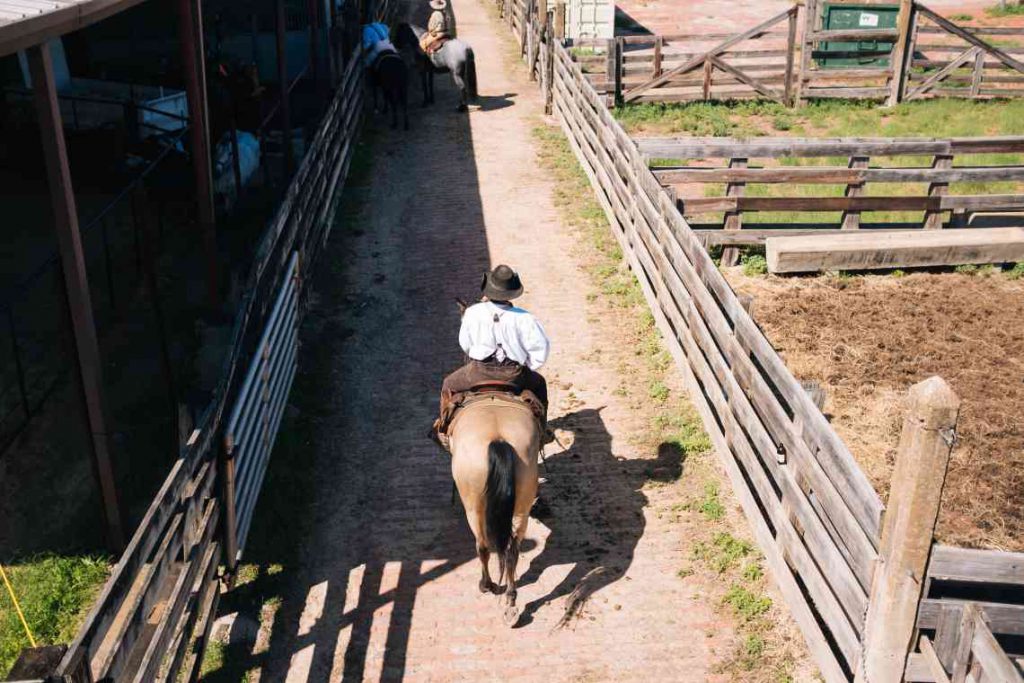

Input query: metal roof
[0,0,146,58]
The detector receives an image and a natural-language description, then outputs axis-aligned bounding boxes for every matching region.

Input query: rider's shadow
[515,407,684,628]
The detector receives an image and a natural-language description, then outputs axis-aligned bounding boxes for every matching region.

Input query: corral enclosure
[726,269,1024,552]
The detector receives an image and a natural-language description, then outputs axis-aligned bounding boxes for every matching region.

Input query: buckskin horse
[448,391,541,625]
[393,22,478,111]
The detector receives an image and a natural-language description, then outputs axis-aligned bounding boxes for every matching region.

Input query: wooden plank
[698,227,923,246]
[970,612,1024,683]
[927,546,1024,586]
[709,54,783,101]
[887,0,913,105]
[918,600,1024,636]
[920,635,952,683]
[856,378,961,683]
[654,165,1024,185]
[638,136,1024,158]
[767,227,1024,273]
[683,194,1024,213]
[810,27,899,41]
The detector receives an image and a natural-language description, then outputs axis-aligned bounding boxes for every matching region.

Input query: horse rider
[419,0,452,55]
[362,21,397,69]
[431,265,553,450]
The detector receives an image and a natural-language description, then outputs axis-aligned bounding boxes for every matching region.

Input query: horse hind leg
[500,540,521,625]
[477,545,499,594]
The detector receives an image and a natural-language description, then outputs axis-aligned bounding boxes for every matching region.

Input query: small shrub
[742,562,764,582]
[950,12,974,20]
[955,264,979,275]
[723,585,772,622]
[649,380,670,403]
[698,482,726,521]
[1007,262,1024,279]
[987,2,1024,17]
[890,269,906,278]
[741,254,768,277]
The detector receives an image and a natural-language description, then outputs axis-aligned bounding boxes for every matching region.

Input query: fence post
[605,38,617,106]
[784,7,798,106]
[654,36,663,77]
[856,376,961,683]
[554,0,565,40]
[887,0,915,106]
[720,157,747,267]
[924,154,953,229]
[841,155,869,230]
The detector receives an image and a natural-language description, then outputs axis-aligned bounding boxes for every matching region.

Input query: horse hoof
[502,605,521,627]
[479,580,492,594]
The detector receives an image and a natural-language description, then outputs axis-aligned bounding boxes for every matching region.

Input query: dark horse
[369,52,410,130]
[393,23,477,111]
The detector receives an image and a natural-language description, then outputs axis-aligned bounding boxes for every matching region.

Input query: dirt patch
[724,269,1024,551]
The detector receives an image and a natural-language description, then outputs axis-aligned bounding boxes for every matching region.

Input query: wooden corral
[504,4,1024,679]
[562,1,1024,107]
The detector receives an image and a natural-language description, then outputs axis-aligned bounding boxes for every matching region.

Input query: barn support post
[276,0,294,178]
[887,0,916,106]
[307,0,321,93]
[27,44,124,551]
[554,0,565,40]
[175,0,218,311]
[856,376,961,683]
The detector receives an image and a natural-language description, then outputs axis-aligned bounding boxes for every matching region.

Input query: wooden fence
[568,1,1024,106]
[4,43,368,683]
[639,135,1024,263]
[503,4,1023,681]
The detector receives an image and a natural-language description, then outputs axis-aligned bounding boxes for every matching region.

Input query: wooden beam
[766,227,1024,273]
[175,0,218,311]
[28,43,124,550]
[856,377,961,683]
[887,0,914,105]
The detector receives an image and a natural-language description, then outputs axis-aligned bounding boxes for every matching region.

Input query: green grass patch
[987,2,1024,17]
[692,532,754,573]
[1,555,110,677]
[949,12,974,20]
[648,380,670,403]
[741,254,768,277]
[1007,262,1024,279]
[724,585,773,622]
[697,482,726,521]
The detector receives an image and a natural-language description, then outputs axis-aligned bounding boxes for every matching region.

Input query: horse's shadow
[474,92,516,111]
[516,407,684,628]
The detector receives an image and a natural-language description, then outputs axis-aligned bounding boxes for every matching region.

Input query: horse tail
[465,48,478,100]
[485,439,517,582]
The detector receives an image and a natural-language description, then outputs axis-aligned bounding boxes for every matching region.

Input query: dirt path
[242,1,749,680]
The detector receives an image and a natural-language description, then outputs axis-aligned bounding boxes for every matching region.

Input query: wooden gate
[903,4,1024,101]
[621,7,799,105]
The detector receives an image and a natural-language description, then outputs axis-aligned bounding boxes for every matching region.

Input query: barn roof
[0,0,147,58]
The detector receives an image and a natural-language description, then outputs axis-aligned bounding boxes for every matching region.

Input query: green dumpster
[817,4,899,69]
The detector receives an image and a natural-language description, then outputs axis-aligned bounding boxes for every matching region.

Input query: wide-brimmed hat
[481,265,523,300]
[429,0,447,9]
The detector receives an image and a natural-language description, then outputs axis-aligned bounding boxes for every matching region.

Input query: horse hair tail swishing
[485,440,518,596]
[462,48,478,100]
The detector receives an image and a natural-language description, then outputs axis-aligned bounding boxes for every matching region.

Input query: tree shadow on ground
[516,407,684,628]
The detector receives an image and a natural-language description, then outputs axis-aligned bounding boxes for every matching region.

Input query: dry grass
[726,268,1024,551]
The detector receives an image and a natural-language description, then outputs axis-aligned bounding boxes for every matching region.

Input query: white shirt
[459,301,550,370]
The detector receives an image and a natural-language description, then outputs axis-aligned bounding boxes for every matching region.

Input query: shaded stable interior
[0,0,357,558]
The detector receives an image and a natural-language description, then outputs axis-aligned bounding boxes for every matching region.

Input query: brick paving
[249,0,740,680]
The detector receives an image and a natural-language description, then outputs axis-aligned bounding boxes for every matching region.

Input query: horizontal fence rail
[503,3,1024,680]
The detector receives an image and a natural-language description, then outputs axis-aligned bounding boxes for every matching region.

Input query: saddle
[419,33,450,55]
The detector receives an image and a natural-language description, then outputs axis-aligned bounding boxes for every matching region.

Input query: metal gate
[224,251,300,559]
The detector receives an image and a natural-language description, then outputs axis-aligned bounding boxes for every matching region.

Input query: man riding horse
[420,0,452,55]
[362,21,409,129]
[432,265,552,450]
